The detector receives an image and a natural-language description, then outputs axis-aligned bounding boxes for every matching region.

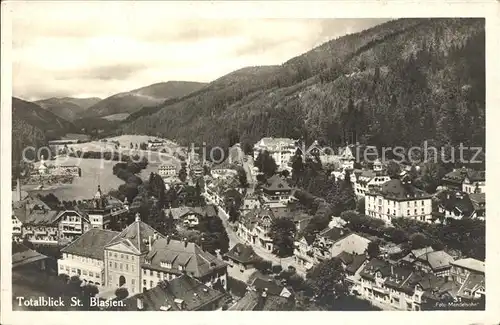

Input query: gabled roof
[251,277,285,296]
[451,258,485,273]
[372,178,431,200]
[319,227,350,242]
[360,258,391,280]
[106,218,162,254]
[61,228,119,260]
[416,250,455,270]
[121,275,225,311]
[144,237,226,278]
[12,197,59,225]
[12,242,49,268]
[225,243,259,264]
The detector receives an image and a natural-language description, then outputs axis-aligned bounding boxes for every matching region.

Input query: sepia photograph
[1,1,498,323]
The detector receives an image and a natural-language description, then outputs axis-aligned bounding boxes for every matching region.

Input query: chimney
[16,178,21,201]
[184,238,188,247]
[149,236,152,251]
[137,297,144,310]
[391,264,394,275]
[166,235,171,244]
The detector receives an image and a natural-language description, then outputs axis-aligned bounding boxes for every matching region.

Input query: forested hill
[12,97,76,162]
[121,18,484,152]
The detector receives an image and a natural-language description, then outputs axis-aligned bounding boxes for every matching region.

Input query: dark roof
[319,227,350,242]
[228,291,260,311]
[106,218,162,254]
[373,178,431,200]
[144,237,226,278]
[12,242,48,267]
[360,258,391,280]
[465,170,485,182]
[225,244,259,264]
[12,197,59,225]
[240,207,275,231]
[251,277,285,296]
[442,168,469,185]
[437,191,474,217]
[228,291,291,311]
[262,175,292,192]
[346,254,368,274]
[122,275,225,311]
[61,228,119,260]
[337,251,354,265]
[416,251,455,270]
[384,265,413,289]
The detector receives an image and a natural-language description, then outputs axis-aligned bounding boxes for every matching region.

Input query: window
[132,279,135,286]
[114,262,117,269]
[65,266,70,271]
[95,273,100,279]
[59,264,64,270]
[114,253,117,258]
[109,261,112,267]
[150,270,153,276]
[143,279,146,286]
[121,254,124,259]
[131,256,134,261]
[150,281,153,288]
[157,272,160,278]
[126,264,129,271]
[125,255,128,260]
[83,270,88,276]
[143,269,146,275]
[89,271,94,277]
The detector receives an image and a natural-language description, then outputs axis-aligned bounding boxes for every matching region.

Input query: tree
[242,142,253,155]
[254,150,277,178]
[254,259,272,273]
[306,258,349,309]
[115,287,129,300]
[356,197,365,214]
[409,165,419,182]
[237,168,249,188]
[410,232,430,249]
[269,218,297,257]
[387,161,401,179]
[366,240,381,258]
[228,203,240,223]
[148,172,165,207]
[421,162,446,193]
[291,149,305,184]
[280,169,290,178]
[178,163,188,182]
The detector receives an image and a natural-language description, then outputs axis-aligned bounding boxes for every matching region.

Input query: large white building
[253,137,297,169]
[365,178,433,224]
[58,215,227,294]
[353,170,391,198]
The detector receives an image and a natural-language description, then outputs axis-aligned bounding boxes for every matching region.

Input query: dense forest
[121,18,485,157]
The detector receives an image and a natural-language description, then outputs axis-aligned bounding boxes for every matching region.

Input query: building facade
[253,137,297,169]
[365,178,433,224]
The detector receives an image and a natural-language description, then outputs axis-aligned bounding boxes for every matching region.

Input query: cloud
[10,3,391,100]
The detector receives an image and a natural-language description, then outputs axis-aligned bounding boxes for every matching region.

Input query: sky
[11,2,390,101]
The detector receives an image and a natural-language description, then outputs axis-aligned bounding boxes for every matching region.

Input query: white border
[2,1,500,325]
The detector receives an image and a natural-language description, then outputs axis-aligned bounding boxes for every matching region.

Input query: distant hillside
[82,81,207,118]
[35,97,101,121]
[121,18,485,153]
[12,97,76,161]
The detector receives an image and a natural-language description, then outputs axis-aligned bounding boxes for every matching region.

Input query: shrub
[272,264,283,274]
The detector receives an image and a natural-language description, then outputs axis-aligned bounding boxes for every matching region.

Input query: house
[250,277,293,299]
[147,139,165,150]
[228,143,245,165]
[158,164,177,178]
[365,177,433,224]
[228,290,293,311]
[313,228,371,263]
[353,170,391,198]
[237,207,276,252]
[450,258,485,301]
[358,258,461,311]
[412,250,455,277]
[141,236,227,291]
[462,169,486,194]
[120,275,226,311]
[224,243,260,271]
[12,242,49,271]
[336,251,368,277]
[293,234,316,270]
[260,175,293,209]
[469,193,485,221]
[76,186,128,229]
[12,196,92,245]
[241,192,261,213]
[437,190,476,219]
[57,214,227,294]
[442,167,485,193]
[253,137,297,170]
[166,205,218,229]
[338,144,378,171]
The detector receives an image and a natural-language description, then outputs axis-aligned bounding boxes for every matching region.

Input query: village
[11,135,486,311]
